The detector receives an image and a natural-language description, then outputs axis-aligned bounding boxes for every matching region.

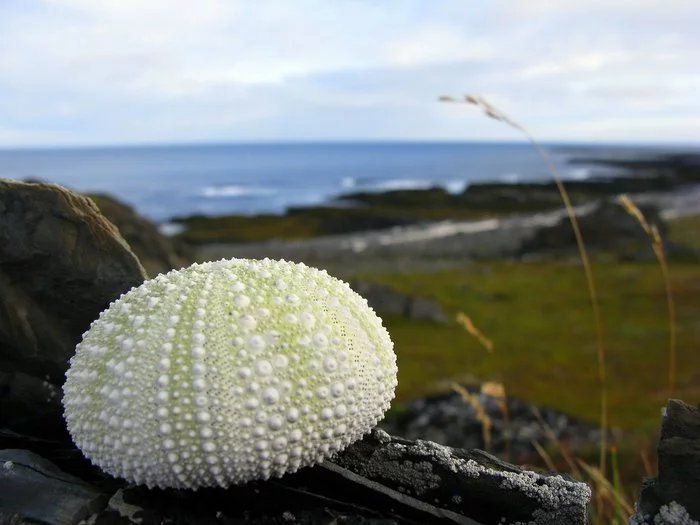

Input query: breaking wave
[200,185,277,198]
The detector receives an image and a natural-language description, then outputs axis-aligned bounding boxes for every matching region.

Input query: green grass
[355,256,700,432]
[669,213,700,249]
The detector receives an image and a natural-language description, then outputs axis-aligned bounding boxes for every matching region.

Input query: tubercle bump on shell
[62,257,397,489]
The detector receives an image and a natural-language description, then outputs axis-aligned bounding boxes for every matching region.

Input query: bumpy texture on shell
[62,258,397,489]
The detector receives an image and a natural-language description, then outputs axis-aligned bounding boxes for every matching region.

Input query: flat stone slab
[0,449,108,525]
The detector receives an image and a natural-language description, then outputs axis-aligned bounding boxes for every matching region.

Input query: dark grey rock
[0,180,147,383]
[350,281,407,316]
[0,370,65,444]
[518,200,667,257]
[380,386,614,460]
[0,449,108,525]
[349,281,447,324]
[631,400,700,524]
[0,180,148,441]
[405,297,448,324]
[88,193,195,278]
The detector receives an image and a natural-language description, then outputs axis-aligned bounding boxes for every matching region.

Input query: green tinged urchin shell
[62,258,397,489]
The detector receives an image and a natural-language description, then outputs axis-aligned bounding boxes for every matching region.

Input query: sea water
[0,141,661,223]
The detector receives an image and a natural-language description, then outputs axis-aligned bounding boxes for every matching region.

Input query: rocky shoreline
[171,151,700,248]
[193,184,700,276]
[174,151,700,274]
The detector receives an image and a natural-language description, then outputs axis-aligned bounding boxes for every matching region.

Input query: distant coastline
[169,151,700,244]
[1,141,697,224]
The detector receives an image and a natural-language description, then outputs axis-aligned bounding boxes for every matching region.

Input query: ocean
[0,141,666,224]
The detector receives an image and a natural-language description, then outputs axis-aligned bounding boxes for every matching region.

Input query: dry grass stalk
[618,194,677,399]
[532,401,634,522]
[452,382,493,452]
[639,444,655,478]
[454,311,509,456]
[441,94,609,477]
[456,311,494,353]
[531,440,557,472]
[618,195,652,235]
[530,405,582,478]
[481,380,505,399]
[577,459,635,518]
[481,381,511,459]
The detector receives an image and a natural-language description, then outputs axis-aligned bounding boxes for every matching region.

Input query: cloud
[382,26,494,67]
[0,0,698,145]
[502,0,697,16]
[560,115,700,142]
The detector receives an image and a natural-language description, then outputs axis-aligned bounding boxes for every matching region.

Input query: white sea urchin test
[62,258,397,489]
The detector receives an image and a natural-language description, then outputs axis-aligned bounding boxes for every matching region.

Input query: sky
[0,0,698,147]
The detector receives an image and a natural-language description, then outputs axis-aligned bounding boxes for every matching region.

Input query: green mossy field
[353,215,700,433]
[668,213,700,249]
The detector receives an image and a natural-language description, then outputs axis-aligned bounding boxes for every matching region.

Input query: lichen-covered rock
[62,258,398,489]
[334,430,591,525]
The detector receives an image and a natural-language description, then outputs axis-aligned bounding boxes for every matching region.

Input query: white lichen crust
[62,258,397,489]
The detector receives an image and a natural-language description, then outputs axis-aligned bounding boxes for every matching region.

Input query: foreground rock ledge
[0,429,590,525]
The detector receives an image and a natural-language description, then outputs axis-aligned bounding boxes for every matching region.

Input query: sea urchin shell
[62,258,397,489]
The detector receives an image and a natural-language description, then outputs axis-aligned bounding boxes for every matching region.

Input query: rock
[631,399,700,524]
[2,430,591,524]
[619,240,700,263]
[349,281,406,316]
[380,385,614,461]
[0,449,108,525]
[334,429,591,525]
[0,180,147,440]
[518,200,668,257]
[88,193,194,278]
[405,297,449,324]
[349,280,447,324]
[0,371,65,443]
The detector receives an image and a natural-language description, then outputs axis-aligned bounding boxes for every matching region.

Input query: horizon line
[1,138,699,152]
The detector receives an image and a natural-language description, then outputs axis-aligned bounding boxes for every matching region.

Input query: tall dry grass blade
[619,195,652,235]
[481,381,511,460]
[456,312,494,353]
[531,440,558,472]
[531,405,582,478]
[441,94,609,476]
[639,444,655,478]
[577,459,635,518]
[610,446,626,522]
[454,314,501,454]
[651,224,677,399]
[618,194,677,399]
[452,382,493,452]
